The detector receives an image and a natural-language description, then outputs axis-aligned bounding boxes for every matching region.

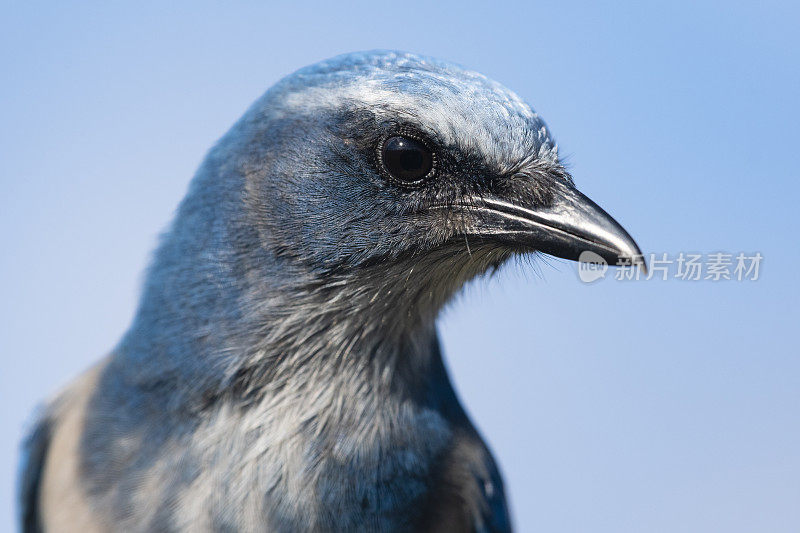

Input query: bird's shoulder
[19,360,109,533]
[18,406,51,533]
[424,427,513,533]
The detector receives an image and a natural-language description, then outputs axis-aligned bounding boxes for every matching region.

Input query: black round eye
[380,135,434,184]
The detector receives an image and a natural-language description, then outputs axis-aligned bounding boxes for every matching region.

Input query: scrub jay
[19,51,644,532]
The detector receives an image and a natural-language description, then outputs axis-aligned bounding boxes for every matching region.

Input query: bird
[19,50,644,532]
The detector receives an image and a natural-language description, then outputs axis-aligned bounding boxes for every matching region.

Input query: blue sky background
[1,1,798,531]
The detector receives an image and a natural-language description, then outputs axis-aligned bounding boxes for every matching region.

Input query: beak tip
[620,240,647,276]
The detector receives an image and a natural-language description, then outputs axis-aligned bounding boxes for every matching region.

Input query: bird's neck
[221,272,451,406]
[119,256,461,412]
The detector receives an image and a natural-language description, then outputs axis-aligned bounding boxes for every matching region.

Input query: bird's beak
[458,183,646,272]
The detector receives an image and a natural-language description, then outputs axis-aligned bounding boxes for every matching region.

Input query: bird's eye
[380,135,434,185]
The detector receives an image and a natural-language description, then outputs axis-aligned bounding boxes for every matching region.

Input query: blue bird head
[143,51,644,340]
[213,51,642,273]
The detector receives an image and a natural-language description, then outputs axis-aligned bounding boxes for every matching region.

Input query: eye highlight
[379,134,435,185]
